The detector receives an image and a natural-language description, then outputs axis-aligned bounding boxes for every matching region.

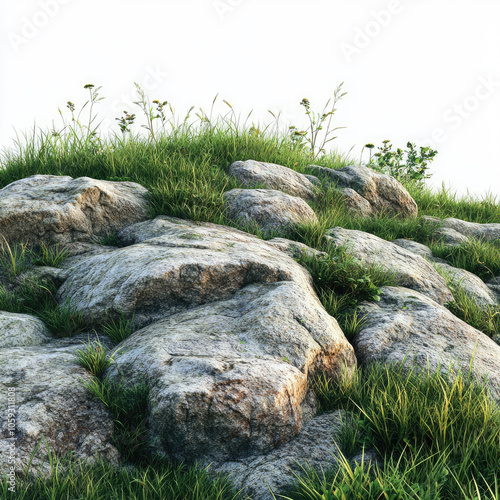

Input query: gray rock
[442,218,500,242]
[0,175,150,246]
[266,238,327,259]
[58,217,320,328]
[353,287,500,402]
[106,282,356,463]
[432,227,469,247]
[435,263,498,308]
[420,215,442,226]
[15,266,67,289]
[0,312,51,348]
[228,160,318,200]
[392,239,436,261]
[308,164,418,218]
[210,411,350,500]
[324,227,454,305]
[0,333,119,477]
[223,189,318,236]
[486,277,500,303]
[338,188,373,217]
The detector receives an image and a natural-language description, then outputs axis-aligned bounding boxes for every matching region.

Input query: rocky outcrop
[324,227,454,305]
[337,188,373,217]
[432,227,469,247]
[228,160,319,200]
[0,312,51,348]
[308,164,418,218]
[223,189,318,236]
[487,277,500,303]
[58,216,322,327]
[0,333,119,477]
[392,238,443,262]
[353,287,500,402]
[0,175,150,246]
[210,410,351,500]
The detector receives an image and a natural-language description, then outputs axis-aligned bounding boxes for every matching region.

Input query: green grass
[3,453,245,500]
[430,239,500,282]
[302,363,500,500]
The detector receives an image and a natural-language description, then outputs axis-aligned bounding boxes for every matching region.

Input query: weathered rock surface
[0,175,150,246]
[353,287,500,402]
[266,238,327,259]
[210,410,350,500]
[441,218,500,242]
[223,189,318,236]
[106,282,355,463]
[432,227,469,247]
[0,333,119,477]
[0,312,51,348]
[228,160,318,200]
[324,227,454,305]
[435,263,498,308]
[308,164,418,218]
[486,277,500,303]
[58,216,325,327]
[338,188,373,217]
[392,239,440,261]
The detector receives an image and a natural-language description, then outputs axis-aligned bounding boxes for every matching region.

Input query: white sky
[1,0,499,198]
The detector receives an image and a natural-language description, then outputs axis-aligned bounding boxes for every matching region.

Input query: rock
[105,282,356,463]
[486,277,500,303]
[435,263,498,308]
[228,160,318,200]
[338,188,373,217]
[15,266,67,289]
[0,175,150,246]
[210,411,350,500]
[308,164,418,218]
[223,189,318,236]
[392,239,440,262]
[266,238,327,259]
[324,227,454,305]
[352,287,500,402]
[432,227,469,247]
[0,333,119,477]
[0,312,51,348]
[441,218,500,242]
[420,215,441,226]
[59,217,324,328]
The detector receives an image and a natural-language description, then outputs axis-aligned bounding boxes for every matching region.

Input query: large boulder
[353,287,500,402]
[0,334,119,477]
[210,410,351,500]
[105,281,355,463]
[0,312,51,348]
[487,277,500,302]
[228,160,318,200]
[223,189,318,236]
[308,164,418,218]
[0,175,150,246]
[324,227,454,305]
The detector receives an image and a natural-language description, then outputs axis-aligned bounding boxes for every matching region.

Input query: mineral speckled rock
[0,334,119,477]
[223,188,318,236]
[0,175,150,246]
[324,227,454,305]
[353,287,500,402]
[228,159,319,200]
[105,282,356,463]
[308,164,418,218]
[0,312,51,348]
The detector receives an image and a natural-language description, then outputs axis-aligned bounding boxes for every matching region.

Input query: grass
[1,86,499,499]
[301,363,500,500]
[3,453,245,500]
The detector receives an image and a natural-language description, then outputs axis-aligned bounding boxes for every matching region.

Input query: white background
[1,0,499,198]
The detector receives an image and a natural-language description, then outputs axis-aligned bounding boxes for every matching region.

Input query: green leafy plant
[289,83,347,159]
[0,236,32,280]
[363,140,437,183]
[75,337,117,378]
[32,242,69,268]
